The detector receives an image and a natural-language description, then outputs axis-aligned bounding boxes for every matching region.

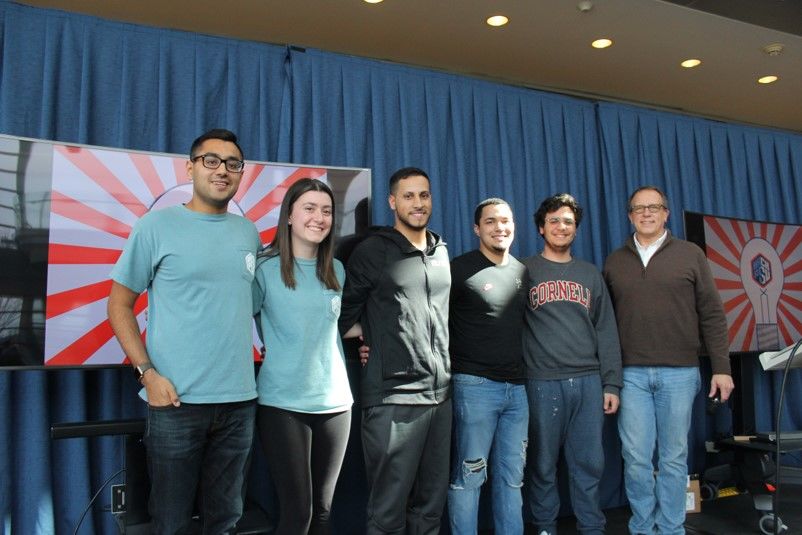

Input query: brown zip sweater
[603,231,731,375]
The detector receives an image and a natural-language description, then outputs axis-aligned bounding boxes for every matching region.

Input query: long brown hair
[261,178,340,291]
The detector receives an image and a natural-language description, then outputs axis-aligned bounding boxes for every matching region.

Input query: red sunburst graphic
[44,145,325,366]
[703,215,802,352]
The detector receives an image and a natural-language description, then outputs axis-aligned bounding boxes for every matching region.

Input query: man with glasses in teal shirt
[108,129,261,534]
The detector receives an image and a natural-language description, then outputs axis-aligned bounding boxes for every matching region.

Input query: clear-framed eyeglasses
[545,217,576,226]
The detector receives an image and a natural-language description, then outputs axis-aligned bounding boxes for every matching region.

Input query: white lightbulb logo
[740,238,783,350]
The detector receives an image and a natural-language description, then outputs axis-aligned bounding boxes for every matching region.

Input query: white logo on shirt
[245,252,255,276]
[330,295,341,317]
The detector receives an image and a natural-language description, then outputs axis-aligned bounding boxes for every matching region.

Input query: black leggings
[257,405,351,535]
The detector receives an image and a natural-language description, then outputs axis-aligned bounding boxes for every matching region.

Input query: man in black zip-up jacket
[340,167,451,535]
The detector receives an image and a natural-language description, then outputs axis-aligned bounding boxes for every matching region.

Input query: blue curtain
[285,47,603,262]
[597,103,802,245]
[2,1,802,532]
[0,1,289,159]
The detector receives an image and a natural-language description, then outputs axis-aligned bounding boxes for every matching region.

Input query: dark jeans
[144,400,256,535]
[526,375,605,535]
[361,401,452,535]
[257,405,352,535]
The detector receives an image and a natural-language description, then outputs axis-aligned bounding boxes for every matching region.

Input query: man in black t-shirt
[447,198,529,535]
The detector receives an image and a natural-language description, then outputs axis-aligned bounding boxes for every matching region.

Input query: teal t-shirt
[110,205,260,403]
[253,255,353,413]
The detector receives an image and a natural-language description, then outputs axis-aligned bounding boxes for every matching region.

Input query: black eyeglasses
[191,153,245,173]
[630,204,666,214]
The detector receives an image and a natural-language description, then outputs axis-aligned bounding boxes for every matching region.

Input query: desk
[718,436,802,455]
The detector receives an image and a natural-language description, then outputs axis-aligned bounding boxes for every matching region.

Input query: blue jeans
[448,374,528,535]
[526,374,605,535]
[144,400,256,534]
[618,366,700,535]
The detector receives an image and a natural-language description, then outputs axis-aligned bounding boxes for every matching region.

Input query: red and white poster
[692,213,802,352]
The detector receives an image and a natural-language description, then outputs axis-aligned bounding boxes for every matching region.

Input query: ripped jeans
[448,373,529,535]
[526,374,606,535]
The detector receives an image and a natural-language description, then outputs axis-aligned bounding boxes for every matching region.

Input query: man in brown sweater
[603,186,734,535]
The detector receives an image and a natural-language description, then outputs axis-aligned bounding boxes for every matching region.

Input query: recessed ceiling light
[681,59,701,68]
[363,0,383,3]
[758,75,779,84]
[591,38,613,49]
[486,15,509,27]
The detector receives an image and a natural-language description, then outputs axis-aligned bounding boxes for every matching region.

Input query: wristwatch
[134,362,155,383]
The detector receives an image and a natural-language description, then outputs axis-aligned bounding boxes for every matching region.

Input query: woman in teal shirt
[253,178,355,534]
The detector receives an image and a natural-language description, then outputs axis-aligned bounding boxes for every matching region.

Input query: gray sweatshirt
[522,254,623,395]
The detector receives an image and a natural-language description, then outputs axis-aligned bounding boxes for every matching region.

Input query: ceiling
[18,0,802,133]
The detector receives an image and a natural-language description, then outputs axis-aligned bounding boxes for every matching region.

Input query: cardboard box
[686,477,701,513]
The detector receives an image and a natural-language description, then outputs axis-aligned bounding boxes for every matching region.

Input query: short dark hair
[389,167,429,194]
[474,198,510,226]
[534,193,583,229]
[189,128,244,161]
[628,186,668,212]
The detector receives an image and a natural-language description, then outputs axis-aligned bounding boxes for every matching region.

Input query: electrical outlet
[111,484,126,514]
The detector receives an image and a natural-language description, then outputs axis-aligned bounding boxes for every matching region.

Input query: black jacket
[339,226,451,407]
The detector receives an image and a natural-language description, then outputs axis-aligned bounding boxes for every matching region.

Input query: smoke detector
[762,43,784,56]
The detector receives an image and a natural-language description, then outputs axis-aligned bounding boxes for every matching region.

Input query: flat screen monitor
[0,134,370,369]
[684,210,802,353]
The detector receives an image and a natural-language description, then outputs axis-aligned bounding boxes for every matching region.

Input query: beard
[396,210,430,230]
[192,190,235,212]
[545,238,573,253]
[484,239,509,254]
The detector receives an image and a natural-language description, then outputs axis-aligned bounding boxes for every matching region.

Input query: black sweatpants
[361,400,452,535]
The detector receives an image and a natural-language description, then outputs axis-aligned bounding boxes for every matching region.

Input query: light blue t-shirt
[253,255,353,413]
[110,204,260,403]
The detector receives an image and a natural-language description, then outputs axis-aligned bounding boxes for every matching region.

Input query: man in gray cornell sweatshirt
[522,193,622,535]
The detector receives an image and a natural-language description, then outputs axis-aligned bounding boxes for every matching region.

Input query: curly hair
[533,193,583,229]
